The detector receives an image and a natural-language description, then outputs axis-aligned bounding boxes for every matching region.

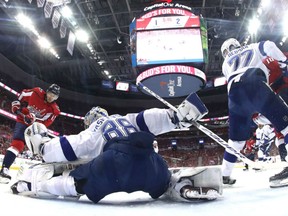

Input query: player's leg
[254,83,288,186]
[0,122,27,183]
[222,90,252,184]
[11,161,86,198]
[275,133,288,162]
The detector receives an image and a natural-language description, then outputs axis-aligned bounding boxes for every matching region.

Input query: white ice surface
[1,165,288,216]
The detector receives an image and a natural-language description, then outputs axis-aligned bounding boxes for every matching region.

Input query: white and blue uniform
[37,108,177,203]
[222,40,288,177]
[256,125,275,161]
[223,41,287,93]
[41,108,176,162]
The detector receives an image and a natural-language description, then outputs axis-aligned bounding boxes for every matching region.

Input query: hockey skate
[166,167,223,202]
[180,184,220,201]
[11,181,32,195]
[0,167,11,184]
[222,176,236,185]
[11,180,59,198]
[269,167,288,188]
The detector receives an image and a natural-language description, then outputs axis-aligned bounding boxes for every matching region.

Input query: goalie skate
[11,180,58,198]
[166,166,223,202]
[181,185,221,201]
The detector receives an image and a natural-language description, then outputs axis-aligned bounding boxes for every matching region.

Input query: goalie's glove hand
[24,122,50,155]
[11,101,21,114]
[24,113,36,125]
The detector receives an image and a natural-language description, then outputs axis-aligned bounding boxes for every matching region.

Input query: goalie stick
[136,82,255,166]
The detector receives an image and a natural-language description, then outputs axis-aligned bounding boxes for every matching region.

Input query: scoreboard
[129,3,208,98]
[130,6,207,67]
[136,15,200,30]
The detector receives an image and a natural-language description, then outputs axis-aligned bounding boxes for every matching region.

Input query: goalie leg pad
[14,162,83,199]
[16,159,90,182]
[16,163,54,183]
[166,167,223,201]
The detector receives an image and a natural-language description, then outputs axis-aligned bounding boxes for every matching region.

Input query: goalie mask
[84,106,109,128]
[221,38,241,58]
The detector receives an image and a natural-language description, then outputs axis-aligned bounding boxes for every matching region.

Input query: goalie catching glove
[173,92,208,128]
[24,122,51,155]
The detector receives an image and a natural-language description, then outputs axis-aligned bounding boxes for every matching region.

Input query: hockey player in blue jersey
[220,38,288,187]
[11,94,223,202]
[255,123,275,163]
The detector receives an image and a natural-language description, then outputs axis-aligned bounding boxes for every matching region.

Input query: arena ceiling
[0,0,287,114]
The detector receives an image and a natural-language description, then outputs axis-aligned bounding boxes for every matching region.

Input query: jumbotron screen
[136,28,204,66]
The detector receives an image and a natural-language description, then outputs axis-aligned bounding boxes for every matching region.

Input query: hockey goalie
[11,92,222,202]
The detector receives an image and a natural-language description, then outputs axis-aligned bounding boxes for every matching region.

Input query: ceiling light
[37,37,52,49]
[15,13,34,29]
[75,29,89,43]
[248,17,260,35]
[61,6,72,18]
[260,0,270,8]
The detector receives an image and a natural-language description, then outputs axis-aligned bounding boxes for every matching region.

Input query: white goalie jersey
[36,108,177,163]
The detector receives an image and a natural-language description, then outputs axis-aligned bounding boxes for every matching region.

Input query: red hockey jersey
[17,87,60,127]
[263,56,288,93]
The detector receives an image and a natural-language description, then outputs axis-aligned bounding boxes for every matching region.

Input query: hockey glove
[24,122,50,155]
[175,92,208,122]
[11,101,21,114]
[23,113,36,125]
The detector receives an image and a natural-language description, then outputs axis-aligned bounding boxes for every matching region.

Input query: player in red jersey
[262,56,288,162]
[0,84,60,183]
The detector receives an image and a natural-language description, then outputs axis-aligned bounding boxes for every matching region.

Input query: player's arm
[41,103,60,127]
[12,88,33,113]
[125,108,177,135]
[12,88,36,125]
[125,92,208,135]
[263,41,287,63]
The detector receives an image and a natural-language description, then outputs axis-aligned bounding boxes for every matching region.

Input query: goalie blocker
[174,92,208,128]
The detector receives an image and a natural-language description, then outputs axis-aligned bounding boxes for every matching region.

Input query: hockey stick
[136,82,255,166]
